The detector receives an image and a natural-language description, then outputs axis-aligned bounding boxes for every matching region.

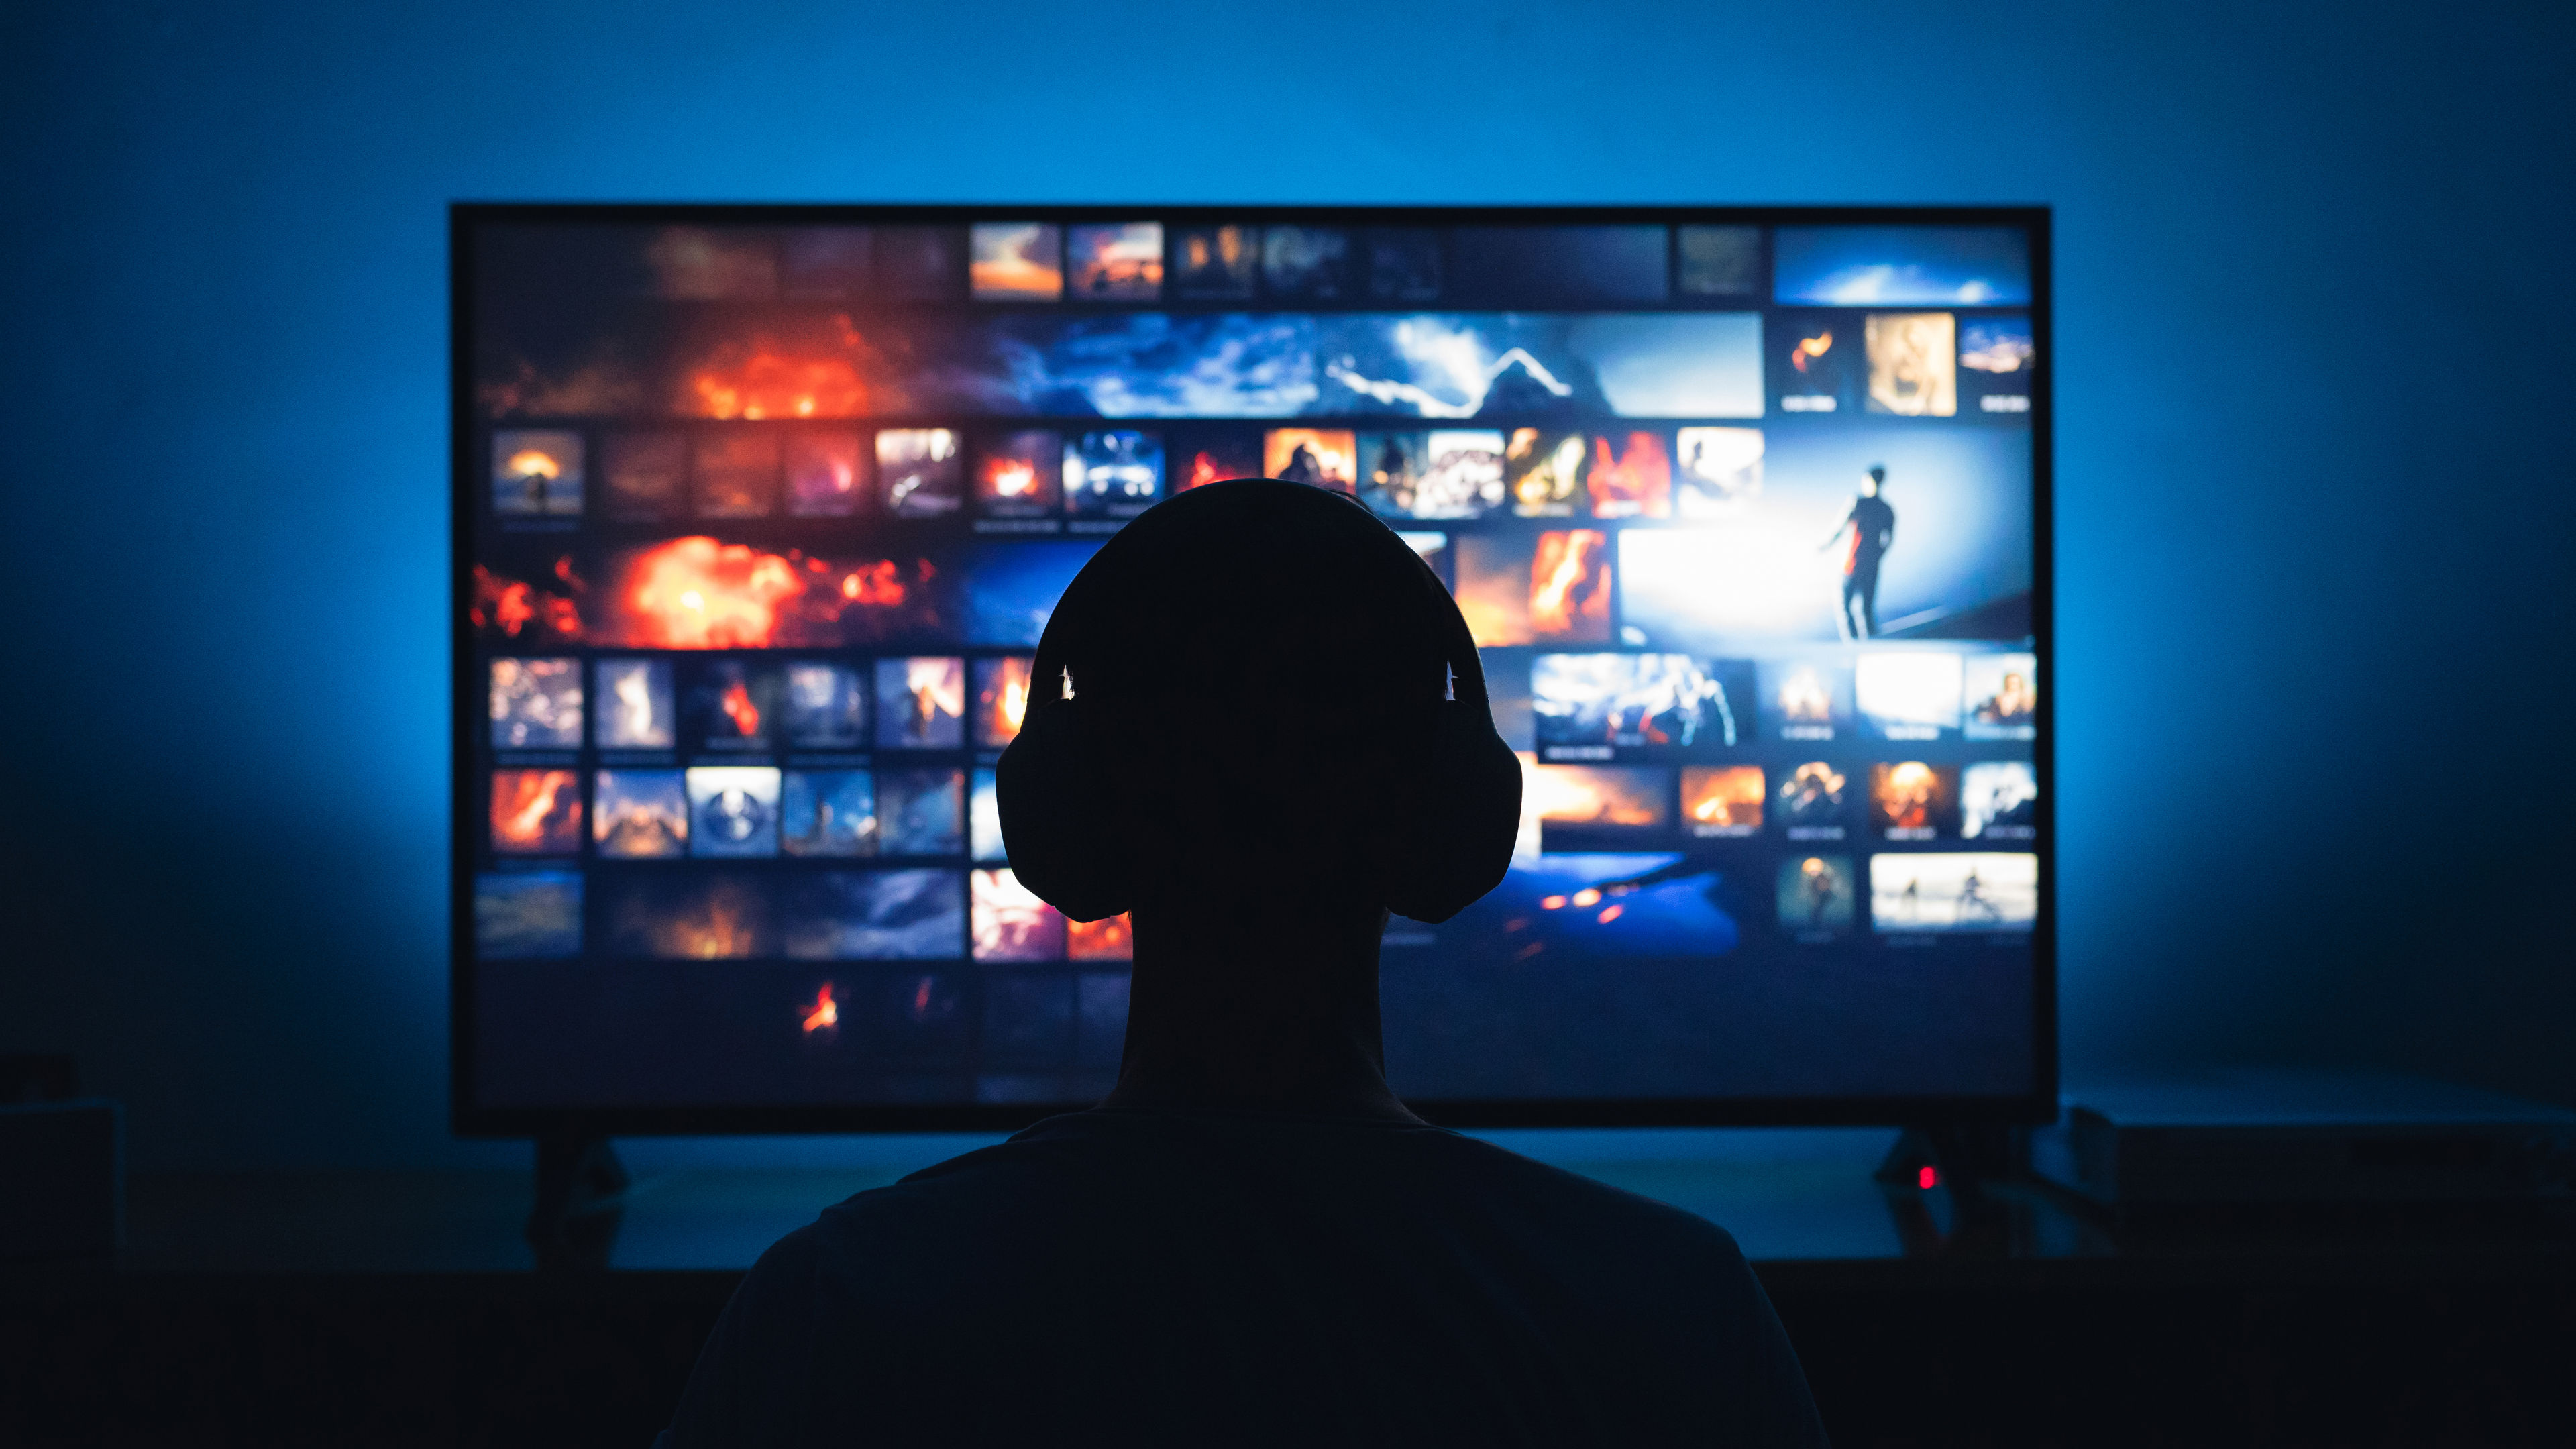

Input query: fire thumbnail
[801,983,839,1034]
[1067,912,1134,961]
[1585,433,1672,519]
[1529,530,1612,641]
[1682,765,1765,836]
[1792,330,1833,373]
[976,656,1033,749]
[470,561,585,643]
[682,315,876,419]
[599,537,931,649]
[491,769,582,854]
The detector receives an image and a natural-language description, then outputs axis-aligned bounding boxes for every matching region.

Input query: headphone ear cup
[995,702,1133,923]
[1378,700,1524,924]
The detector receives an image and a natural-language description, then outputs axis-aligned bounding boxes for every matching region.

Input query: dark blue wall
[5,0,2569,1169]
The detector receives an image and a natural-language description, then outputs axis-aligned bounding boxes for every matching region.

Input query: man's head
[997,481,1521,930]
[1865,464,1886,495]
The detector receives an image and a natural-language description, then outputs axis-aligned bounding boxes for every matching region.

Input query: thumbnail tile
[973,867,1066,962]
[594,659,676,749]
[1868,852,2037,932]
[606,868,773,957]
[1067,222,1162,300]
[784,869,965,959]
[878,766,966,856]
[1774,225,2031,307]
[1961,761,2038,841]
[1454,533,1537,647]
[1865,312,1957,417]
[1682,765,1765,837]
[490,769,582,855]
[878,429,963,517]
[1964,653,2038,740]
[474,871,582,958]
[601,432,686,521]
[1531,653,1747,757]
[785,429,866,517]
[1856,652,1964,740]
[1869,761,1960,840]
[874,657,966,750]
[1527,765,1672,850]
[594,769,688,859]
[686,765,782,857]
[1776,855,1856,934]
[1960,315,2035,415]
[975,430,1063,519]
[1674,427,1763,518]
[1505,429,1586,517]
[1364,227,1442,302]
[971,767,1004,863]
[961,540,1101,648]
[1774,761,1852,838]
[971,223,1063,301]
[1450,226,1668,305]
[1356,432,1427,517]
[490,657,582,749]
[974,655,1034,749]
[643,226,777,299]
[1263,428,1356,492]
[694,431,780,518]
[782,662,868,749]
[1564,314,1764,418]
[492,430,584,517]
[1064,431,1163,517]
[1168,224,1258,301]
[1170,427,1261,492]
[1068,914,1133,963]
[1586,431,1672,519]
[1529,529,1613,643]
[1772,310,1860,415]
[875,225,962,300]
[1260,225,1351,299]
[1758,659,1855,741]
[781,226,871,299]
[782,769,877,857]
[1676,225,1762,299]
[686,659,780,753]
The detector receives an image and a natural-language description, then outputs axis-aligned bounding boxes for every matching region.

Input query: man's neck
[1099,898,1423,1124]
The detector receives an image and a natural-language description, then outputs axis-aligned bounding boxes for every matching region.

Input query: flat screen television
[453,204,2052,1135]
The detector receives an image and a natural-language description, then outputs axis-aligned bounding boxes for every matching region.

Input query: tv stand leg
[527,1128,629,1271]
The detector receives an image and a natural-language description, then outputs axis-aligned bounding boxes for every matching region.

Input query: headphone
[995,480,1524,926]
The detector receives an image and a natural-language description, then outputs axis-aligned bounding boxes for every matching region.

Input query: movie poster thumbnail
[785,430,866,517]
[975,431,1063,519]
[686,659,780,753]
[492,430,583,517]
[1069,912,1134,962]
[1531,654,1751,758]
[1864,312,1957,418]
[1586,432,1671,519]
[1959,315,2035,415]
[590,539,959,651]
[1771,311,1860,415]
[1261,226,1351,299]
[1964,653,2038,740]
[1505,429,1587,516]
[1674,427,1763,519]
[1682,765,1765,838]
[782,769,877,857]
[1263,429,1355,492]
[970,768,1004,863]
[1529,765,1672,851]
[1365,228,1442,303]
[594,769,688,859]
[1870,761,1960,841]
[1065,431,1163,517]
[490,769,582,855]
[971,223,1063,301]
[1857,652,1964,740]
[490,658,582,749]
[780,663,866,749]
[1067,222,1162,300]
[1355,433,1427,517]
[606,868,774,958]
[474,871,583,958]
[602,432,686,521]
[1772,226,2031,308]
[783,869,965,959]
[1868,852,2037,933]
[975,655,1033,749]
[1961,761,2038,841]
[1453,530,1611,647]
[1511,851,1741,958]
[878,767,965,856]
[1775,855,1856,936]
[1676,225,1762,299]
[781,226,870,299]
[694,431,780,517]
[687,765,782,857]
[1170,426,1261,492]
[1774,761,1852,839]
[875,225,961,301]
[594,658,676,749]
[973,868,1067,962]
[1758,659,1854,741]
[1169,224,1258,300]
[879,429,964,517]
[875,657,965,750]
[961,540,1099,649]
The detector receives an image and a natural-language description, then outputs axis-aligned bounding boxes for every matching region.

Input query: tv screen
[453,205,2051,1132]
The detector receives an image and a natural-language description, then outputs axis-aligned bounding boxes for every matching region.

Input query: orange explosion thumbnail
[980,657,1033,747]
[1586,433,1672,519]
[1684,766,1765,831]
[622,538,802,647]
[1529,530,1612,639]
[720,679,761,737]
[470,561,585,642]
[682,316,874,420]
[1067,912,1134,961]
[491,770,582,853]
[801,983,839,1034]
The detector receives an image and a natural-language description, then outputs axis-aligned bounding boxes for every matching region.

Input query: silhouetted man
[659,481,1825,1448]
[1821,464,1896,639]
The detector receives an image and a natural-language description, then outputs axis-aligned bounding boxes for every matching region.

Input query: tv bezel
[450,201,2056,1138]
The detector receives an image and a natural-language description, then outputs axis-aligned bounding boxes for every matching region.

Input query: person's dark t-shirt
[661,1108,1827,1447]
[1844,496,1894,574]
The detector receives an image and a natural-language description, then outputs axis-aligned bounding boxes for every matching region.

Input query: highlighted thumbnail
[1870,761,1959,840]
[1682,765,1765,837]
[1776,855,1856,934]
[490,657,582,749]
[1961,761,2037,840]
[1868,853,2037,932]
[686,766,781,857]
